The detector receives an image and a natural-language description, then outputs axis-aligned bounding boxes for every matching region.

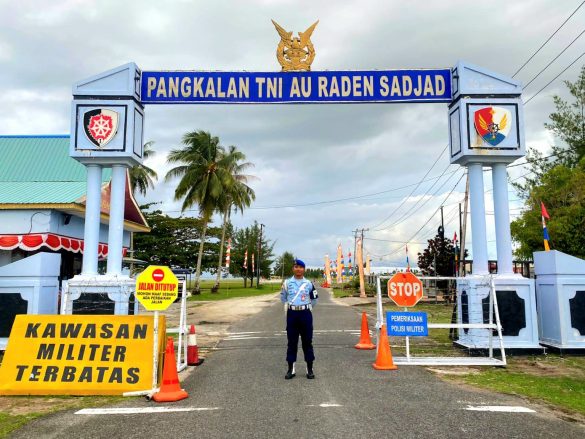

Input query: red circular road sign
[387,271,423,307]
[152,268,165,282]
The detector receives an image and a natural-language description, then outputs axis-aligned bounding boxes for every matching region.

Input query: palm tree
[212,146,256,292]
[129,141,158,196]
[165,131,240,294]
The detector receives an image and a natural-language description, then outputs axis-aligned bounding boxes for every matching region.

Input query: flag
[243,249,248,269]
[453,232,457,244]
[225,238,231,269]
[541,202,550,251]
[406,245,411,272]
[251,252,255,274]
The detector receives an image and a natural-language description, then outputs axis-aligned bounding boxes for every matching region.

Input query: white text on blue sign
[387,311,428,337]
[140,70,452,104]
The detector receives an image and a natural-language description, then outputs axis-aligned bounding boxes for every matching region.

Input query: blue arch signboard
[140,69,452,104]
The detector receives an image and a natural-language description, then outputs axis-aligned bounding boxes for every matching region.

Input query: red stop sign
[387,272,423,307]
[152,268,165,282]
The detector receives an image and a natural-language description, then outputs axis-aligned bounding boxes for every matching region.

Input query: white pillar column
[107,164,128,276]
[492,162,514,275]
[467,163,489,275]
[82,164,103,276]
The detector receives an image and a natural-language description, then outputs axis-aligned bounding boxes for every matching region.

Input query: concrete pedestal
[62,274,137,316]
[456,274,541,350]
[534,250,585,350]
[0,252,61,350]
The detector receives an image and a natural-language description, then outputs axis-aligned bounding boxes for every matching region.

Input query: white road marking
[307,403,342,408]
[464,405,535,413]
[75,407,220,415]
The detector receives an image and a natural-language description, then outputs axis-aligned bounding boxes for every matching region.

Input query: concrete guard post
[448,61,540,350]
[66,63,145,315]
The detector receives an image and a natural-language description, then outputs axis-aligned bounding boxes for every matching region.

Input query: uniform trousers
[286,309,315,363]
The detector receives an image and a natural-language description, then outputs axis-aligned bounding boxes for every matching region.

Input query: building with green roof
[0,135,150,347]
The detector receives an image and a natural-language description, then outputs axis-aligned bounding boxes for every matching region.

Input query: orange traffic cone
[372,325,398,370]
[187,324,204,366]
[153,337,189,402]
[355,312,376,350]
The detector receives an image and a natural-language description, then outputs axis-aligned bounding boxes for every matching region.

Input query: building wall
[2,209,130,246]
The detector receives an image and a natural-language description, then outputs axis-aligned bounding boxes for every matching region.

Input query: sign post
[135,266,179,392]
[387,272,424,361]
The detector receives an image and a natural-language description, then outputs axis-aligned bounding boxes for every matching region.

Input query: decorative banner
[225,238,231,269]
[243,250,248,270]
[336,244,342,284]
[324,254,332,286]
[348,251,353,277]
[387,311,428,336]
[251,252,255,275]
[365,253,371,275]
[141,69,452,104]
[356,238,366,298]
[0,315,166,395]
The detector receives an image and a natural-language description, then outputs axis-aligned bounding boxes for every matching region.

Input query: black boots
[285,362,296,379]
[285,361,315,379]
[306,361,315,379]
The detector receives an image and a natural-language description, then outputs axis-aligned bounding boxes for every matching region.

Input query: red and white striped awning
[0,233,127,258]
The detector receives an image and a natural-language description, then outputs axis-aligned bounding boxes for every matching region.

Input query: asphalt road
[11,288,585,438]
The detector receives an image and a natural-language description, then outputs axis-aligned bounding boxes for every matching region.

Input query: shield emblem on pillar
[83,109,119,148]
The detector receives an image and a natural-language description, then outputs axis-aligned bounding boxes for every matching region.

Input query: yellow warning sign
[0,314,166,396]
[136,265,179,311]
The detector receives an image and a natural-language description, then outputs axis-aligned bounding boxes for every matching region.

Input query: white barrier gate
[375,275,506,366]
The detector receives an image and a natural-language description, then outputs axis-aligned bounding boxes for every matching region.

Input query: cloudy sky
[1,0,584,268]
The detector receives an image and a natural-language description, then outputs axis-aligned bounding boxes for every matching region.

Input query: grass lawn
[0,396,124,439]
[445,355,585,416]
[187,280,280,301]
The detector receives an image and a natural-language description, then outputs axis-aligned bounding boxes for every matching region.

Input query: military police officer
[280,259,318,379]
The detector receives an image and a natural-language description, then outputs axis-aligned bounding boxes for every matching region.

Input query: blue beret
[294,259,306,268]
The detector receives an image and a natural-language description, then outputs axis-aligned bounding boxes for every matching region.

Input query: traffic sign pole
[152,310,159,392]
[404,307,410,362]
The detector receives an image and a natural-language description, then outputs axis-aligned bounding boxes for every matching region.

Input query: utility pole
[352,228,359,265]
[257,223,264,288]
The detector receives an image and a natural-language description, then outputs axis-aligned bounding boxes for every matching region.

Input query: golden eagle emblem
[272,19,319,72]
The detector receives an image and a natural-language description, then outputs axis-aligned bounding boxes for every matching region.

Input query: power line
[378,172,466,259]
[512,1,585,77]
[524,51,585,105]
[523,28,585,89]
[367,145,448,230]
[373,168,464,232]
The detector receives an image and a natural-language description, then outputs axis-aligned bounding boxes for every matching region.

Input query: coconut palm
[212,146,256,292]
[165,131,240,294]
[129,141,158,196]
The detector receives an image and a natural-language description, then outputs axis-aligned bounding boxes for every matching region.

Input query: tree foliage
[511,160,585,259]
[129,141,158,196]
[511,66,585,258]
[273,251,296,279]
[417,234,458,276]
[133,208,221,270]
[228,222,274,287]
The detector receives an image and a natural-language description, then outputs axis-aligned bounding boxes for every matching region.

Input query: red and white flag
[225,238,231,269]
